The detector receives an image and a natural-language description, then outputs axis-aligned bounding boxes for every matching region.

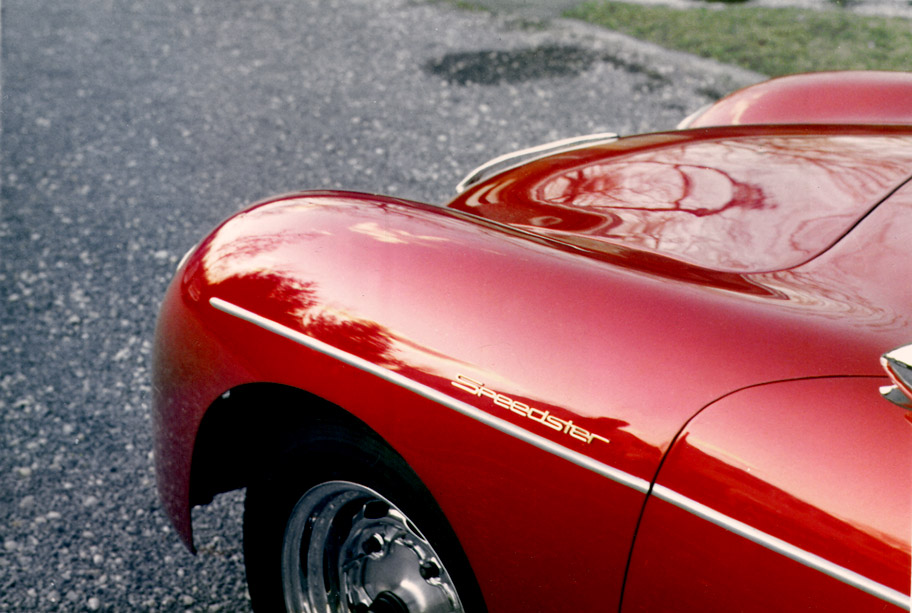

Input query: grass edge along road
[564,2,912,77]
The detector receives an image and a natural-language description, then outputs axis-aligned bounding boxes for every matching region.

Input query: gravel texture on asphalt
[1,0,760,610]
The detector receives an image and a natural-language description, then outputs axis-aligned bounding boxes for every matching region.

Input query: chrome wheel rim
[281,481,465,613]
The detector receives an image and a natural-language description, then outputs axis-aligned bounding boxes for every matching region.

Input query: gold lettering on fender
[451,374,610,446]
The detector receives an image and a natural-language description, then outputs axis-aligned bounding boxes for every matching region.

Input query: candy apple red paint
[678,70,912,128]
[153,72,912,612]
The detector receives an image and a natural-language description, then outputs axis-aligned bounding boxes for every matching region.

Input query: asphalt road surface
[0,1,759,610]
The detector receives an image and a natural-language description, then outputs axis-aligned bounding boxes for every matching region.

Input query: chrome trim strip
[455,132,619,194]
[676,102,713,130]
[881,345,912,411]
[880,384,912,410]
[652,485,911,611]
[176,242,197,273]
[210,296,910,610]
[208,297,650,494]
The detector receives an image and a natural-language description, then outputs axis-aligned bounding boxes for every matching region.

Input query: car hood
[446,126,912,274]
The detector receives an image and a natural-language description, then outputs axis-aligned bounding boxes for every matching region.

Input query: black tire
[243,421,486,613]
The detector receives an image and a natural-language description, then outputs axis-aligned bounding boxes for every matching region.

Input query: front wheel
[282,481,463,613]
[243,424,484,613]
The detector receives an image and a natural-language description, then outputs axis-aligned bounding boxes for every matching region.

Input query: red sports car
[153,72,912,612]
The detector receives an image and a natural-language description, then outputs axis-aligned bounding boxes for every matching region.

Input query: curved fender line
[210,296,910,611]
[209,297,651,494]
[653,485,911,611]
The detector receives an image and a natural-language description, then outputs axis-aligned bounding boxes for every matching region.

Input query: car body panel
[682,71,912,128]
[153,124,912,610]
[624,377,912,611]
[445,126,912,273]
[153,193,657,609]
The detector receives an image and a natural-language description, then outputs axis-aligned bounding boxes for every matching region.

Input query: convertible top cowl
[680,71,912,128]
[447,126,912,274]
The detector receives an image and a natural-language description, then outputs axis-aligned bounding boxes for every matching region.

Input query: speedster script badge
[451,374,610,446]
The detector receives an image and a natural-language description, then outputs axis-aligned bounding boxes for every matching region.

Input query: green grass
[564,2,912,76]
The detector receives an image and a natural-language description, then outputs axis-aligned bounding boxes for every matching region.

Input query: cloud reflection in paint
[450,133,912,273]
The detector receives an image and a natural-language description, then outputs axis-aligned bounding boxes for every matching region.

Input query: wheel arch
[187,380,489,611]
[188,382,387,509]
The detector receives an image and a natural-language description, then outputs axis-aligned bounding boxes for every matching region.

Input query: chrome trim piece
[208,297,650,494]
[676,102,713,130]
[880,384,912,410]
[210,296,910,610]
[455,132,619,194]
[881,344,912,410]
[882,344,912,370]
[653,485,911,611]
[176,242,198,273]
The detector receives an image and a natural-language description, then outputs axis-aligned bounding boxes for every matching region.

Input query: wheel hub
[367,591,409,613]
[281,481,464,613]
